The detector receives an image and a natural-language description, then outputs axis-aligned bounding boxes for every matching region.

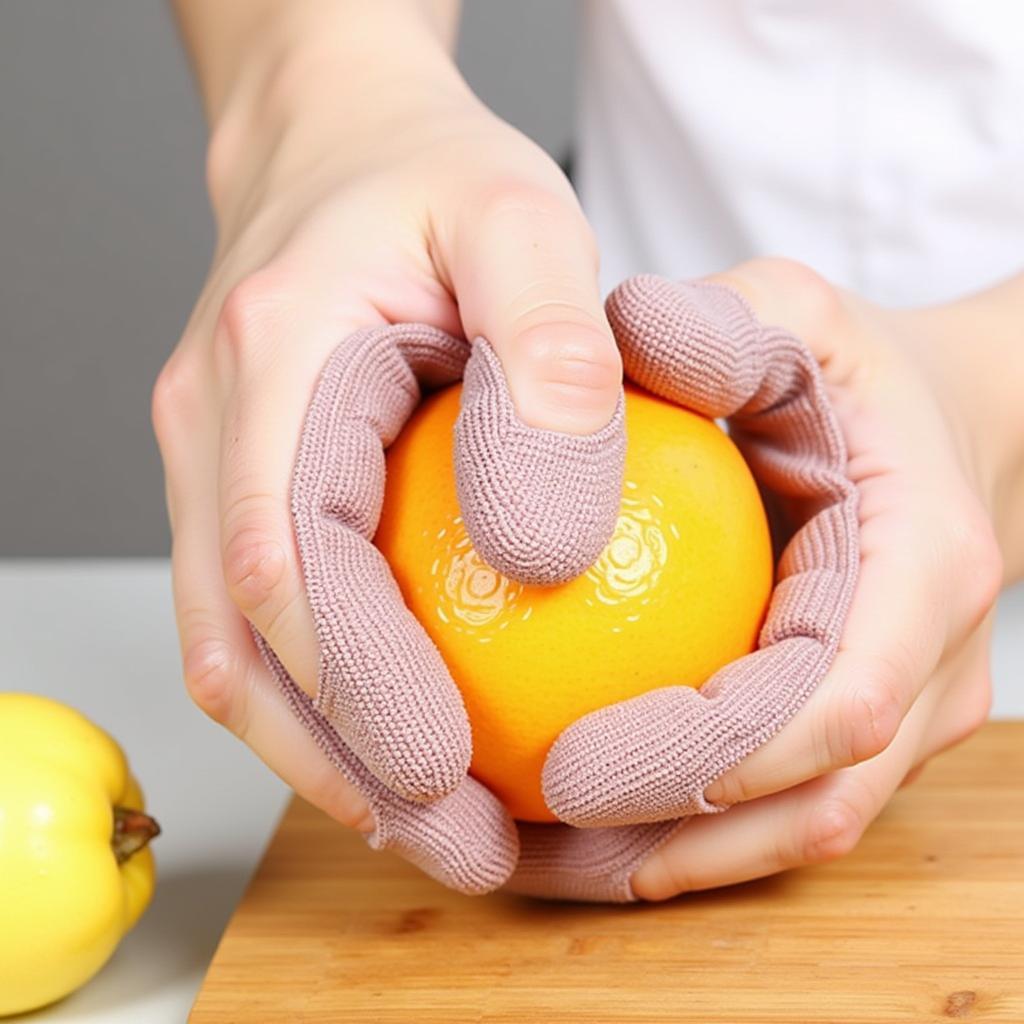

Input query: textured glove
[541,276,860,832]
[260,273,858,902]
[252,321,625,893]
[492,276,859,902]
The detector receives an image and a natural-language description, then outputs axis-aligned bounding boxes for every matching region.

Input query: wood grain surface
[191,722,1024,1023]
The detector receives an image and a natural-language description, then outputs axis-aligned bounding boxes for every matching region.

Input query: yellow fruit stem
[112,806,160,865]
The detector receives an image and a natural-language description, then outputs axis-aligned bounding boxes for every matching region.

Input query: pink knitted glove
[509,820,681,901]
[540,276,860,831]
[253,322,624,893]
[260,272,857,900]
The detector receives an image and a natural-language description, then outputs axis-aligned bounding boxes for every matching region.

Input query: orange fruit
[375,383,773,821]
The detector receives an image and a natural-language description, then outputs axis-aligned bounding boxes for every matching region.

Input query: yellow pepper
[0,693,159,1017]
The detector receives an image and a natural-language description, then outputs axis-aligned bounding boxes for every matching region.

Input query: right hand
[151,32,621,838]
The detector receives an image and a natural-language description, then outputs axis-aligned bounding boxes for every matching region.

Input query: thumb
[454,187,621,434]
[444,184,625,583]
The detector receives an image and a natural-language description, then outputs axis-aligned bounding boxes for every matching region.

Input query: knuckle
[945,671,993,749]
[222,521,288,613]
[204,134,229,207]
[957,512,1003,628]
[705,769,751,809]
[151,352,201,448]
[473,178,599,269]
[963,673,993,734]
[518,318,621,378]
[204,120,242,211]
[303,761,375,833]
[216,269,294,370]
[632,848,691,902]
[516,320,622,409]
[804,797,865,864]
[476,179,577,228]
[575,215,601,269]
[748,255,820,286]
[259,581,306,649]
[349,805,377,835]
[845,671,904,764]
[182,637,242,730]
[752,256,835,303]
[739,256,844,339]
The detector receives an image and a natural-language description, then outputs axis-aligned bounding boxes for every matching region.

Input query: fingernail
[352,801,376,835]
[703,780,726,805]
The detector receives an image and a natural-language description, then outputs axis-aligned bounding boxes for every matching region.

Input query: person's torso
[577,0,1024,304]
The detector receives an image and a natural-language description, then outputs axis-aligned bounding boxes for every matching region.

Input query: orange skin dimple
[375,384,773,821]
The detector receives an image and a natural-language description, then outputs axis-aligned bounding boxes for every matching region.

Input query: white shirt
[577,0,1024,306]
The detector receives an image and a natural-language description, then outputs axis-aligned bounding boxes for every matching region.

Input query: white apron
[577,0,1024,306]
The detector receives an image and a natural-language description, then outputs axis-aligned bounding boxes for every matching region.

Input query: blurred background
[0,0,575,557]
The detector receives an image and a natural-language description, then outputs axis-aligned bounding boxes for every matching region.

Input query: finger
[215,276,348,696]
[452,185,619,434]
[213,257,451,695]
[176,497,519,892]
[444,184,626,584]
[178,525,519,894]
[509,820,680,903]
[213,271,477,801]
[606,274,813,420]
[912,617,994,764]
[161,377,518,893]
[626,262,991,807]
[155,381,374,832]
[631,684,937,900]
[899,764,926,789]
[219,293,482,801]
[253,636,520,895]
[702,523,951,807]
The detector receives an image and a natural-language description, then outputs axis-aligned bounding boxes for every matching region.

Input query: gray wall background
[0,1,577,556]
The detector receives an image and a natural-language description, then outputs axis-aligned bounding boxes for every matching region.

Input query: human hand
[154,8,624,890]
[537,259,1004,900]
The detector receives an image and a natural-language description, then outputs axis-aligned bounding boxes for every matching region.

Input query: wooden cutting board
[191,722,1024,1023]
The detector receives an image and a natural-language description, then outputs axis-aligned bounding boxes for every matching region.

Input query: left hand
[584,258,1003,900]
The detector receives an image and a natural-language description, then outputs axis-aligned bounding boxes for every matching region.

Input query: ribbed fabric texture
[256,277,858,903]
[542,277,859,828]
[253,321,624,896]
[253,634,520,895]
[291,324,472,802]
[509,820,681,902]
[456,340,626,585]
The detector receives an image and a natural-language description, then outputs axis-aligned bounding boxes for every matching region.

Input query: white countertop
[2,559,1022,1022]
[0,560,288,1023]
